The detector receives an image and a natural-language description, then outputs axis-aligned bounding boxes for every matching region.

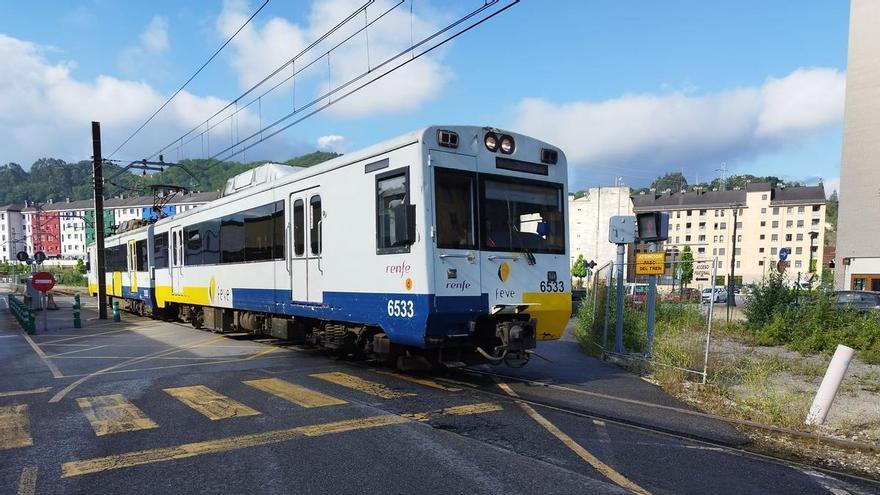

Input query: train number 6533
[539,281,565,292]
[387,299,415,318]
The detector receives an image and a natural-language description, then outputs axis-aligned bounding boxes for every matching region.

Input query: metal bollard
[112,300,120,322]
[73,294,81,310]
[73,293,82,328]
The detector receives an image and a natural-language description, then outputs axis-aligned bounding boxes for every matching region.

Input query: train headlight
[484,132,499,152]
[499,135,515,154]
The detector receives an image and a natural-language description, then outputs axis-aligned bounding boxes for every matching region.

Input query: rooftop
[631,183,825,211]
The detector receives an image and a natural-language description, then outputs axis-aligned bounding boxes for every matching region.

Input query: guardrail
[7,294,35,334]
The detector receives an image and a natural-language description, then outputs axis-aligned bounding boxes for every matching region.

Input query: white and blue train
[88,125,571,367]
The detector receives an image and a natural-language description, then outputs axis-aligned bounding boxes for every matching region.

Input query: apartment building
[0,204,26,262]
[568,186,633,268]
[631,183,826,286]
[836,0,880,290]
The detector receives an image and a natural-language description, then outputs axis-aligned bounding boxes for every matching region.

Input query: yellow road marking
[495,382,651,495]
[76,394,159,436]
[0,404,33,450]
[243,347,279,360]
[374,370,462,392]
[19,331,64,378]
[164,385,261,420]
[46,345,110,357]
[16,466,37,495]
[49,335,225,403]
[61,401,503,478]
[403,402,503,422]
[243,378,346,408]
[311,371,416,399]
[57,353,290,379]
[0,387,52,398]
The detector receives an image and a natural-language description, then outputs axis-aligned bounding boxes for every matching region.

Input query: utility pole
[727,205,739,321]
[92,122,108,319]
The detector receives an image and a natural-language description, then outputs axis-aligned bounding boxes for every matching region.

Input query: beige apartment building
[631,183,826,286]
[836,0,880,290]
[568,186,633,268]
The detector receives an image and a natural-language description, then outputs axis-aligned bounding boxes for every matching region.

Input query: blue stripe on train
[232,288,487,348]
[118,285,154,308]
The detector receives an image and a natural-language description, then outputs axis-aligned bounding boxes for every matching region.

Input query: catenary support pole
[613,243,627,354]
[92,122,108,320]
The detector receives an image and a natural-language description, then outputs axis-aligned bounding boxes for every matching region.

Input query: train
[87,125,571,368]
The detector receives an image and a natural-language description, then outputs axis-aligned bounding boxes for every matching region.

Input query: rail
[7,294,35,334]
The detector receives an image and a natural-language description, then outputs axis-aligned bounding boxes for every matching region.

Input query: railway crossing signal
[34,251,46,264]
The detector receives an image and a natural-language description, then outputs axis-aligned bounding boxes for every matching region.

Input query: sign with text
[32,272,56,292]
[635,252,665,275]
[693,260,712,281]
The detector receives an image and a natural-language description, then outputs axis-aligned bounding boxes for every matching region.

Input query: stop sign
[32,272,56,292]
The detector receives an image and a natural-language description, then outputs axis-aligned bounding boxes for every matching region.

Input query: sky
[0,0,850,195]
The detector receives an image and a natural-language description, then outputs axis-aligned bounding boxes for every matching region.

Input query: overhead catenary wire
[107,0,270,160]
[175,0,519,168]
[147,0,378,162]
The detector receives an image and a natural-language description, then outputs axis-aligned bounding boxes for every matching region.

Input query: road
[1,296,877,494]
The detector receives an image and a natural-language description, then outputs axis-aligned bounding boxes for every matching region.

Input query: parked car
[701,287,728,303]
[833,291,880,313]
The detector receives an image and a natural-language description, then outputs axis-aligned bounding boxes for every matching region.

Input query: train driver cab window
[309,196,321,255]
[480,177,565,254]
[293,199,305,256]
[435,168,476,249]
[376,168,415,254]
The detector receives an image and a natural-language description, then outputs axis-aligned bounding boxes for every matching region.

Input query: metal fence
[577,258,723,382]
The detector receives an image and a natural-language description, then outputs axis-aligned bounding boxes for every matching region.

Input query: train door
[127,239,138,294]
[289,188,323,303]
[170,226,183,295]
[430,151,482,301]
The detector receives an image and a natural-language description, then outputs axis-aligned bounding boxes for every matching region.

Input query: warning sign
[693,260,712,281]
[635,252,665,275]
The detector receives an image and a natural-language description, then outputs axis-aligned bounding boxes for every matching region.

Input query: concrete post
[613,243,627,353]
[806,345,855,425]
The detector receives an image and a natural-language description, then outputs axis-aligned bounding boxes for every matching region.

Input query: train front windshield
[434,169,565,254]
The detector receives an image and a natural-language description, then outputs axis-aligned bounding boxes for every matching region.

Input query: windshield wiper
[511,224,537,265]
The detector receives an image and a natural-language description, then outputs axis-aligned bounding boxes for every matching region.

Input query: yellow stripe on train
[154,285,210,308]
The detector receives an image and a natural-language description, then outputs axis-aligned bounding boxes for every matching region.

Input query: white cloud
[510,67,845,179]
[217,0,452,117]
[0,33,264,167]
[822,176,840,197]
[118,16,171,76]
[140,16,170,54]
[316,134,347,152]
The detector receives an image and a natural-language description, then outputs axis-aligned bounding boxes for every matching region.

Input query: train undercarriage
[113,296,537,369]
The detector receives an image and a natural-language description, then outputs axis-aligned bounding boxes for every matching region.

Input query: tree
[571,255,588,288]
[651,172,688,192]
[679,245,694,287]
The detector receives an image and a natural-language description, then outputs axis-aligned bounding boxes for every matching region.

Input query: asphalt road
[1,296,877,495]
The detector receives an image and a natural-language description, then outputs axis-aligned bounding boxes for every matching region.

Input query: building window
[795,260,802,268]
[698,247,705,254]
[759,247,765,253]
[760,221,766,227]
[719,223,727,229]
[811,218,820,226]
[772,221,779,228]
[686,210,692,216]
[699,222,706,230]
[712,248,717,255]
[785,234,792,241]
[773,207,779,215]
[719,235,725,242]
[699,209,707,216]
[676,211,680,218]
[698,235,706,242]
[686,222,692,229]
[796,233,803,241]
[787,207,793,214]
[759,260,765,266]
[812,205,820,212]
[736,260,741,269]
[761,194,768,200]
[685,235,691,242]
[713,235,718,242]
[797,220,804,228]
[761,208,766,214]
[771,247,778,255]
[735,222,742,229]
[734,248,741,255]
[771,234,778,241]
[798,206,805,213]
[795,247,803,255]
[719,248,726,255]
[786,220,793,228]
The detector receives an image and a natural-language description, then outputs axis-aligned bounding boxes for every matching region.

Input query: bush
[744,272,795,330]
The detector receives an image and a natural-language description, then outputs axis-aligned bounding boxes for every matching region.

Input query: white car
[701,287,728,303]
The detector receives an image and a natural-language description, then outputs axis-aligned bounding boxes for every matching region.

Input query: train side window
[376,168,414,254]
[293,199,305,256]
[154,232,168,269]
[201,219,221,265]
[244,203,275,261]
[184,225,202,265]
[220,213,245,263]
[272,200,285,260]
[171,232,178,266]
[434,168,476,249]
[310,196,321,255]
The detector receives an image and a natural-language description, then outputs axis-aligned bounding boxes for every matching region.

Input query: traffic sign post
[779,247,789,262]
[32,272,55,333]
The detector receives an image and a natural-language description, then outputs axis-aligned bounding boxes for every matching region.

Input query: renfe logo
[446,280,471,291]
[385,261,412,278]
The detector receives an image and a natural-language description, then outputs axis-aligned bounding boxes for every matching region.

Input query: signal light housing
[437,129,459,148]
[541,148,558,164]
